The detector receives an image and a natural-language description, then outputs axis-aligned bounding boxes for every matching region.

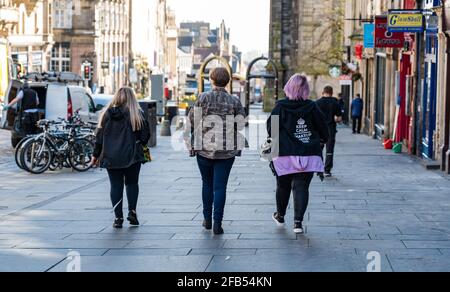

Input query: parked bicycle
[15,114,97,174]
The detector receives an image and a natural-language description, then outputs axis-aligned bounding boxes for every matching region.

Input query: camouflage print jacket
[187,88,246,160]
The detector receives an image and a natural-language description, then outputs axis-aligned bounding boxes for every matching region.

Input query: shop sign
[339,75,352,86]
[31,52,42,66]
[375,16,405,48]
[363,23,375,49]
[388,10,424,33]
[329,66,341,78]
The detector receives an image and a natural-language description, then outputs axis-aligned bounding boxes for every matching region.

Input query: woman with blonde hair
[92,87,150,229]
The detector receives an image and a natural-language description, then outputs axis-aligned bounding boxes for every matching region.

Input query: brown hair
[323,86,334,96]
[210,67,231,88]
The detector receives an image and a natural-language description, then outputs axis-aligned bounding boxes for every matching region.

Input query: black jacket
[267,99,329,157]
[94,107,150,169]
[21,88,39,110]
[316,96,343,129]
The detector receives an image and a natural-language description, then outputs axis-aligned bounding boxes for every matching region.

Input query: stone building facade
[269,0,342,96]
[52,0,130,94]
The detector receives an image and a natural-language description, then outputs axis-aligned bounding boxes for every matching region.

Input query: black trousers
[276,172,314,222]
[107,163,142,219]
[321,128,336,173]
[352,116,362,134]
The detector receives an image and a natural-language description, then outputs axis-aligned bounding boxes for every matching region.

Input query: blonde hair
[98,87,143,132]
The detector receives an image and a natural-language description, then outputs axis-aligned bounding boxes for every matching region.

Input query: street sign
[101,62,109,69]
[375,16,405,48]
[363,23,375,49]
[388,10,424,33]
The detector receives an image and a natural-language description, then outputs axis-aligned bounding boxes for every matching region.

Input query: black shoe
[203,219,212,230]
[318,173,325,182]
[127,211,140,226]
[294,222,304,234]
[272,212,285,227]
[213,221,224,235]
[324,172,332,178]
[113,218,124,229]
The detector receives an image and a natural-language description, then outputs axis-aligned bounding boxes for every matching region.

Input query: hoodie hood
[276,98,316,120]
[108,106,126,121]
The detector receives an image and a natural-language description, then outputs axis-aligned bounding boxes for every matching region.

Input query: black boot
[127,211,140,226]
[113,218,124,229]
[213,221,224,235]
[203,219,212,230]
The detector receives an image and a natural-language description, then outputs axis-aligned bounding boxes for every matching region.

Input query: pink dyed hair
[284,74,310,101]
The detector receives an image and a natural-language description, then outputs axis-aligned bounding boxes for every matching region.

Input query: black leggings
[107,163,142,219]
[276,172,314,222]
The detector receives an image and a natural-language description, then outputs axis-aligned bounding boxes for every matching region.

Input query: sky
[167,0,270,55]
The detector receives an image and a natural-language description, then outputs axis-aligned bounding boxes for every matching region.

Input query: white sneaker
[294,222,304,234]
[272,212,285,227]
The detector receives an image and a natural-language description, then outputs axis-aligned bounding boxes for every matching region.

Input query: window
[50,43,71,72]
[53,0,73,29]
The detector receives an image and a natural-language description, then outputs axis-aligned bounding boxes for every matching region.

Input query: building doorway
[375,54,386,139]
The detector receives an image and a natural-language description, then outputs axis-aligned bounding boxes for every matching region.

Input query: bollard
[160,118,171,136]
[176,117,184,131]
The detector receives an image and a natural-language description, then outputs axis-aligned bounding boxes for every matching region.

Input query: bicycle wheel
[15,137,33,170]
[20,139,53,174]
[69,138,95,172]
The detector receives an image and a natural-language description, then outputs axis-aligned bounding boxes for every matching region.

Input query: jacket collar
[213,87,227,93]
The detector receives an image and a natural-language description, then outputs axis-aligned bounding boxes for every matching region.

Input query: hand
[91,157,98,167]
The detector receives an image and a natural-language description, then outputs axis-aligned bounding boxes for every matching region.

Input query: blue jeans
[196,155,235,222]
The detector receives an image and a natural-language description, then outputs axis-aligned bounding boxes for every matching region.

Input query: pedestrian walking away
[337,93,347,125]
[187,67,246,235]
[92,87,151,229]
[351,94,364,134]
[267,74,329,234]
[316,86,343,177]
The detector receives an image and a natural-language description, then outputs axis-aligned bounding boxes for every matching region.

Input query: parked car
[92,94,113,111]
[1,73,100,147]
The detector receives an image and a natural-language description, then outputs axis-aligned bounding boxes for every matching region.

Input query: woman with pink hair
[266,74,329,234]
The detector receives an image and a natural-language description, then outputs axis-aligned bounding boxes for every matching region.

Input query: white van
[1,76,99,147]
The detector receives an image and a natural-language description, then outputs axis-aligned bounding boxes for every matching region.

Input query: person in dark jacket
[337,93,348,125]
[267,74,329,234]
[4,82,40,135]
[316,86,342,177]
[187,67,246,235]
[351,94,364,134]
[92,87,150,229]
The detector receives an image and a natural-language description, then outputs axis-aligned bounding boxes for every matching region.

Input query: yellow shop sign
[388,10,424,33]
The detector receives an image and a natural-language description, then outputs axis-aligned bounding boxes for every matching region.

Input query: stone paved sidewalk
[1,112,450,272]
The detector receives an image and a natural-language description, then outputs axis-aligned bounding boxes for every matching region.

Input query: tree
[297,0,345,79]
